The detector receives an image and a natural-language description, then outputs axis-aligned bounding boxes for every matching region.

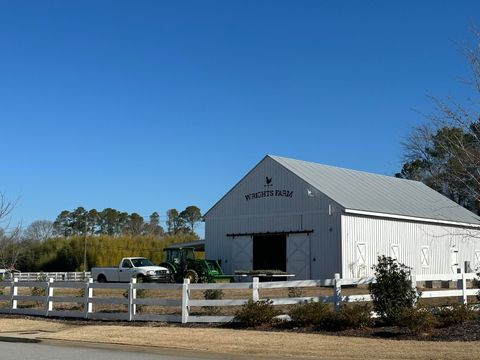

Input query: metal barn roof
[164,240,205,251]
[270,155,480,226]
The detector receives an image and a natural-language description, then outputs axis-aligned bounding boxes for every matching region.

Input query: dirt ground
[1,317,480,359]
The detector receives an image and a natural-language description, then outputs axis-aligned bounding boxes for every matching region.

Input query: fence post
[410,273,417,307]
[333,273,341,311]
[10,278,18,310]
[46,278,54,316]
[85,278,93,318]
[252,277,259,301]
[457,267,467,305]
[181,278,190,324]
[129,278,137,321]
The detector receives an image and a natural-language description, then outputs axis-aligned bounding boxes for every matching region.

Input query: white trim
[344,209,480,229]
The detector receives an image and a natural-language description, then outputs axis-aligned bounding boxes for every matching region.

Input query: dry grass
[0,320,475,359]
[0,318,69,333]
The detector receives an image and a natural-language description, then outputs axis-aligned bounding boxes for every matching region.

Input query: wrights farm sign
[244,177,293,201]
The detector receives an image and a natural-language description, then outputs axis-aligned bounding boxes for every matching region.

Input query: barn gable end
[204,155,344,278]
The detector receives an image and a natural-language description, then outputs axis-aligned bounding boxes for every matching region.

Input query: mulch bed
[216,319,480,342]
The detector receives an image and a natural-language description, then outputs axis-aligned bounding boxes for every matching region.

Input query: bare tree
[0,227,22,270]
[399,31,480,216]
[23,220,54,242]
[0,192,22,270]
[0,192,15,223]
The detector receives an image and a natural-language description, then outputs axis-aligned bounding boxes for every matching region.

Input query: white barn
[204,155,480,279]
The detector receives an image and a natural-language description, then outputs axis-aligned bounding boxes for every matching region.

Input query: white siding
[341,214,480,277]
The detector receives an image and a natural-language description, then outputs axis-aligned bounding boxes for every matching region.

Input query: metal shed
[204,155,480,279]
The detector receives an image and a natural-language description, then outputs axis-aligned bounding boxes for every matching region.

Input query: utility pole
[83,216,87,274]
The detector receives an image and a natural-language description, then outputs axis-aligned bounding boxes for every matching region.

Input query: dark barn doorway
[253,234,286,271]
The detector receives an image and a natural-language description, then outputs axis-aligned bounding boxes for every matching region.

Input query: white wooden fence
[5,272,91,282]
[0,270,477,323]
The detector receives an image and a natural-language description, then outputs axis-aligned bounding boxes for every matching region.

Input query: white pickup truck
[91,257,171,283]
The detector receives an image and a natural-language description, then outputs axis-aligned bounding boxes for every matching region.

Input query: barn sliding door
[287,233,311,280]
[231,236,253,274]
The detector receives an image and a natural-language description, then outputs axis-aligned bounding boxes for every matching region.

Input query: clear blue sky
[1,1,479,234]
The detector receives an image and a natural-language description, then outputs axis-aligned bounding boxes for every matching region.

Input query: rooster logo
[265,177,273,187]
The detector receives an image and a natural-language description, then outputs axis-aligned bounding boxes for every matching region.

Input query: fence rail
[0,269,477,323]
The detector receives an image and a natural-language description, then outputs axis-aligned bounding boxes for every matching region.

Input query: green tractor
[160,245,233,283]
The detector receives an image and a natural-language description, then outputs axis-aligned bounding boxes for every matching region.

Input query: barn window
[421,246,430,268]
[355,242,367,277]
[474,250,480,270]
[390,244,400,261]
[356,243,366,266]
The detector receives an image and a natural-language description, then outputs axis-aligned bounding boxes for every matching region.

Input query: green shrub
[288,287,304,298]
[399,307,438,335]
[289,302,373,331]
[203,289,224,315]
[332,304,374,330]
[136,289,147,312]
[78,287,85,298]
[289,301,331,326]
[436,304,476,326]
[31,273,47,297]
[123,288,147,298]
[122,287,147,312]
[203,289,224,300]
[234,299,280,327]
[369,256,418,324]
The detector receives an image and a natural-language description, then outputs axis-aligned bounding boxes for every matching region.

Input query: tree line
[19,233,199,272]
[0,204,203,272]
[52,205,202,237]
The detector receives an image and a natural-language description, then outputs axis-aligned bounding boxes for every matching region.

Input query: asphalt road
[0,341,220,360]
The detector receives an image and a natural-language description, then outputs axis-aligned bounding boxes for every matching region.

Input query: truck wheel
[136,274,146,283]
[97,274,107,283]
[185,269,199,283]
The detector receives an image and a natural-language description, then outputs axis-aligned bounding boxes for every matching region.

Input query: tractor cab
[166,247,196,265]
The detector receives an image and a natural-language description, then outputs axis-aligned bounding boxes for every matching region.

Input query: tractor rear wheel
[185,269,199,283]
